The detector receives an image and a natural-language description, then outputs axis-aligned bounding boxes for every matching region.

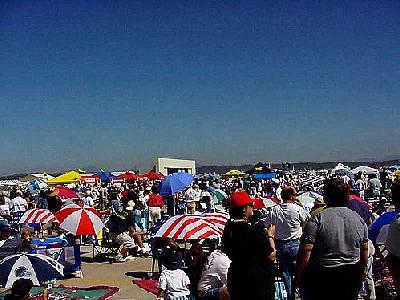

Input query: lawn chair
[92,229,120,261]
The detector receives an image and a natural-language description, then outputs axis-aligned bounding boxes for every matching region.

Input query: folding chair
[92,230,120,260]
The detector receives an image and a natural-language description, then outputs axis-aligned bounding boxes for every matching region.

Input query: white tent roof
[333,163,350,171]
[351,166,379,175]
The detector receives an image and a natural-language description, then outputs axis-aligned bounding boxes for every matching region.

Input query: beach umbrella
[55,203,104,235]
[214,189,228,202]
[154,215,222,240]
[95,171,115,182]
[351,166,379,175]
[117,172,140,181]
[369,211,400,244]
[263,197,280,208]
[142,172,164,180]
[159,172,194,196]
[48,186,78,199]
[0,253,64,288]
[224,170,245,177]
[201,212,229,231]
[19,209,58,224]
[26,180,47,193]
[297,191,322,209]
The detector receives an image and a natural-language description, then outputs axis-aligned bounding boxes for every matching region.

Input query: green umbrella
[214,189,228,203]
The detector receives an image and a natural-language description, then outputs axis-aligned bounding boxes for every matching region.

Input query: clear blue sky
[1,1,399,175]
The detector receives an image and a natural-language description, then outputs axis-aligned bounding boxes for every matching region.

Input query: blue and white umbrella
[0,253,64,288]
[159,172,194,196]
[369,211,400,244]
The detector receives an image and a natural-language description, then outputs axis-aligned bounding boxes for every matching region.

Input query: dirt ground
[57,246,157,299]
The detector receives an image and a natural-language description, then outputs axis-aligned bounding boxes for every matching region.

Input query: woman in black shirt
[222,191,276,300]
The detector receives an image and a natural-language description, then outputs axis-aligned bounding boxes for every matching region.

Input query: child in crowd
[157,249,191,300]
[4,278,49,300]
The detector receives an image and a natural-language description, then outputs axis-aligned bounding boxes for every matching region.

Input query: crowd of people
[0,167,399,300]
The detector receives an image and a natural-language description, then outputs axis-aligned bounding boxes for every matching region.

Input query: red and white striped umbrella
[54,204,104,235]
[201,212,229,231]
[19,209,58,224]
[154,215,222,240]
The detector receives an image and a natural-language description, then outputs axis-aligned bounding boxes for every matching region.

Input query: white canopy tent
[351,166,379,175]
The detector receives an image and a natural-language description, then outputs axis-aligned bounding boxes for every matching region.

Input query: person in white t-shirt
[83,192,94,207]
[158,249,191,300]
[185,185,200,214]
[197,248,231,300]
[264,186,309,300]
[10,191,28,213]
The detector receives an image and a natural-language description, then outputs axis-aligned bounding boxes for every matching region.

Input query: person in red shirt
[147,185,163,227]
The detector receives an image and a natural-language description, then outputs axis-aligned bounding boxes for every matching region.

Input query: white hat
[126,200,135,211]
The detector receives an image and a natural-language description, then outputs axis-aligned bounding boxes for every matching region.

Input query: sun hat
[125,200,135,211]
[161,249,183,270]
[228,191,254,208]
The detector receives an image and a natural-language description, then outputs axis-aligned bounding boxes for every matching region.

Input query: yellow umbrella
[47,171,82,185]
[224,169,245,176]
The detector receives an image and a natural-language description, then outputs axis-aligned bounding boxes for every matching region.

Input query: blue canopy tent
[95,171,116,182]
[254,173,276,179]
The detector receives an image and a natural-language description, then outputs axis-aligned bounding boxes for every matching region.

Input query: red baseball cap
[252,198,265,210]
[228,191,254,208]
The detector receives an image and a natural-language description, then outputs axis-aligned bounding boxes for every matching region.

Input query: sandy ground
[56,246,157,299]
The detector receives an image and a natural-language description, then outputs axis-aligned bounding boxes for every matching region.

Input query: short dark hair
[151,185,159,194]
[391,180,400,210]
[281,186,296,202]
[324,178,349,207]
[11,278,33,298]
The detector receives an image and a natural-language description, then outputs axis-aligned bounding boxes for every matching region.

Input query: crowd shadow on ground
[125,271,159,280]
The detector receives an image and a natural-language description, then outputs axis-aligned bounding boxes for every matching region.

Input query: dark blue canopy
[95,171,116,182]
[254,173,276,179]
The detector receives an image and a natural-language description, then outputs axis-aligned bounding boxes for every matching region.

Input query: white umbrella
[0,253,64,288]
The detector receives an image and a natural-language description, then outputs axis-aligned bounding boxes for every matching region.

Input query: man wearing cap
[264,186,309,300]
[222,191,276,300]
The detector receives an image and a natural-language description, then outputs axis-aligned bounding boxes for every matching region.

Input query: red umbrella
[48,186,78,199]
[117,172,140,181]
[202,212,229,231]
[142,172,164,180]
[19,209,58,224]
[154,215,222,240]
[55,204,104,235]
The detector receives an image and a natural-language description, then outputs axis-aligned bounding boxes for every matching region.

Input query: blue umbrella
[369,211,400,244]
[159,172,194,196]
[0,253,64,287]
[95,171,116,182]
